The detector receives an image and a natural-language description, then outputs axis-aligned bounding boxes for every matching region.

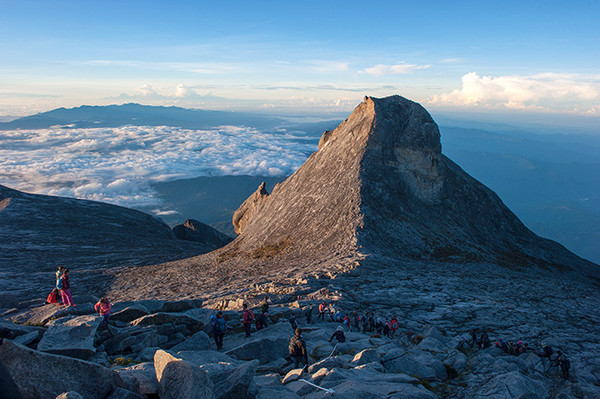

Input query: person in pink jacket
[94,297,111,329]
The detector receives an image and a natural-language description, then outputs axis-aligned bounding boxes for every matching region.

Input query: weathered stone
[0,340,120,399]
[225,336,288,364]
[213,359,259,399]
[105,387,146,399]
[170,330,211,352]
[473,370,548,398]
[172,219,232,248]
[283,368,304,384]
[351,348,379,366]
[0,320,44,340]
[9,302,95,326]
[158,359,215,399]
[308,356,348,374]
[55,392,84,399]
[38,314,101,359]
[131,312,203,336]
[115,362,158,395]
[110,304,149,323]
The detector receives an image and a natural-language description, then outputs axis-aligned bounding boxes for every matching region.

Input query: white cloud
[362,63,431,76]
[428,72,600,113]
[0,125,317,208]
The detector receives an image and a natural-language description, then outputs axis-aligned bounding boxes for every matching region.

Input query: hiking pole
[299,379,335,395]
[328,343,338,358]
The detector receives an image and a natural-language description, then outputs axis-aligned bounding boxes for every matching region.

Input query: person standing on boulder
[242,303,254,338]
[289,328,309,371]
[57,268,75,307]
[55,265,64,286]
[212,311,227,350]
[94,297,112,332]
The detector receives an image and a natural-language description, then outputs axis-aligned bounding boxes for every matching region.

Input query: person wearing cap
[289,328,309,370]
[329,325,346,343]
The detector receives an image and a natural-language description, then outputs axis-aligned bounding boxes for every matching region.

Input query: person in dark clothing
[556,351,570,380]
[261,297,269,315]
[329,326,346,343]
[470,329,478,348]
[289,328,309,370]
[478,330,491,349]
[305,305,313,324]
[212,311,227,350]
[289,314,298,330]
[242,303,254,338]
[352,311,360,331]
[0,339,23,399]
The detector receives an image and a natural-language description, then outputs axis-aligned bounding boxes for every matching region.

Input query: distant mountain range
[0,103,285,131]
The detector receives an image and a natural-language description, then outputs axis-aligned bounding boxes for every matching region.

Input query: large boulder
[158,359,215,399]
[0,320,44,341]
[105,387,146,399]
[38,314,101,359]
[115,362,158,396]
[9,303,95,326]
[226,336,289,364]
[0,340,121,399]
[131,313,203,336]
[212,359,259,399]
[171,330,211,352]
[110,305,149,323]
[473,370,548,398]
[351,349,380,366]
[382,349,446,380]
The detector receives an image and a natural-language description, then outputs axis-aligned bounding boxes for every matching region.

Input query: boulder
[308,356,349,374]
[131,313,203,336]
[158,359,215,399]
[283,368,304,384]
[351,349,380,366]
[0,356,22,399]
[159,299,204,313]
[0,340,120,399]
[382,350,445,380]
[9,302,95,326]
[104,328,168,356]
[56,392,84,399]
[115,362,158,395]
[256,386,301,399]
[0,320,44,340]
[110,305,149,323]
[170,330,211,352]
[172,219,232,248]
[474,370,548,398]
[226,336,289,364]
[213,359,259,399]
[105,387,146,399]
[38,314,101,359]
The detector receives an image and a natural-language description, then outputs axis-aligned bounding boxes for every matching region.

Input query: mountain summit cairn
[110,95,597,302]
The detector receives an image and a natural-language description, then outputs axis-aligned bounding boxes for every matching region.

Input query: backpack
[391,319,398,330]
[289,337,300,356]
[213,318,227,334]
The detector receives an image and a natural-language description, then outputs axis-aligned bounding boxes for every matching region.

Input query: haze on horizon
[0,0,599,126]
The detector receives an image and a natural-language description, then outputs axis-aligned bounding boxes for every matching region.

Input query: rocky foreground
[1,261,599,399]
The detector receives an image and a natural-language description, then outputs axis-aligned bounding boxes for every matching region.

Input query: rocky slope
[0,185,228,303]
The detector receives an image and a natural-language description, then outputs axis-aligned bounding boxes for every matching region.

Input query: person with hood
[329,325,346,343]
[289,328,309,370]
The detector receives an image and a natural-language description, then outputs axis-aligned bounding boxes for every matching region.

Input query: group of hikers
[470,329,571,380]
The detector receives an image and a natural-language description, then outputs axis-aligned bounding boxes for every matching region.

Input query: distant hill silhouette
[0,103,284,130]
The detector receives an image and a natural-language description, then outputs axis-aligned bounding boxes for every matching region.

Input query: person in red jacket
[390,316,399,338]
[318,301,326,321]
[242,303,254,338]
[94,297,112,329]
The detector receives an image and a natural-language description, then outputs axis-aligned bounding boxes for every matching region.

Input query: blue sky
[1,0,599,118]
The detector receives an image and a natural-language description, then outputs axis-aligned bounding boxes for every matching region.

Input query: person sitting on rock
[212,311,227,350]
[329,325,346,343]
[242,303,254,338]
[94,297,112,330]
[390,316,399,338]
[289,328,309,371]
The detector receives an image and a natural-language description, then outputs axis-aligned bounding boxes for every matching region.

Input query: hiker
[383,320,390,337]
[556,351,570,380]
[94,297,112,330]
[55,266,65,286]
[305,305,313,324]
[375,317,383,335]
[318,301,326,321]
[329,325,346,343]
[478,330,491,349]
[343,314,351,331]
[260,296,269,315]
[368,313,375,333]
[57,268,75,307]
[352,311,360,331]
[328,303,336,322]
[45,288,61,305]
[390,316,399,338]
[289,314,298,330]
[334,310,342,323]
[361,312,368,333]
[289,328,309,371]
[470,329,478,348]
[212,311,227,350]
[242,303,254,338]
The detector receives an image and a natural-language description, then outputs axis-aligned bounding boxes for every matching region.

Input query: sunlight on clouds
[428,72,600,113]
[0,125,316,208]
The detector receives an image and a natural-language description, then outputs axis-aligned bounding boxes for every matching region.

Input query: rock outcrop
[172,219,232,248]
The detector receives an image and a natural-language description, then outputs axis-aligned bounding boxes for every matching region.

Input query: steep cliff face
[231,95,596,273]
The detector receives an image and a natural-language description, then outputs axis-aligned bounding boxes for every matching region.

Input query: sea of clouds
[0,125,317,210]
